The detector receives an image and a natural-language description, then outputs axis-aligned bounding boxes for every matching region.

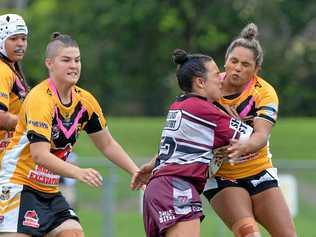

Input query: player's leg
[210,187,260,237]
[45,219,83,237]
[165,219,200,237]
[252,187,297,237]
[204,177,260,237]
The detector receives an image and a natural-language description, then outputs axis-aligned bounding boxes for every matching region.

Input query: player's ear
[45,58,53,71]
[194,76,205,89]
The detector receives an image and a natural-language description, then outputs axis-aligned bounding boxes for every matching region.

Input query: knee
[55,229,84,237]
[232,217,261,237]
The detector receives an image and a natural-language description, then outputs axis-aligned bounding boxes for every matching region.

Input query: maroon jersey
[152,94,252,193]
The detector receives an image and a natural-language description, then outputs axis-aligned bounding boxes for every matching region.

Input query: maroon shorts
[143,176,204,237]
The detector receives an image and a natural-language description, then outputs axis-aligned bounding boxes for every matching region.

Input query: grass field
[72,117,316,236]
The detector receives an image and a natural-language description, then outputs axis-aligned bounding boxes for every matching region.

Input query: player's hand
[227,139,257,165]
[213,145,230,159]
[130,162,154,190]
[76,168,103,188]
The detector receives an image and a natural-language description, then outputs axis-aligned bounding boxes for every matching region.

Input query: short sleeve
[256,85,279,124]
[25,94,54,142]
[82,91,107,134]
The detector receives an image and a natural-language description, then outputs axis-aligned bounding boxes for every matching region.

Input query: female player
[0,32,139,237]
[132,49,253,237]
[203,23,297,237]
[0,14,28,157]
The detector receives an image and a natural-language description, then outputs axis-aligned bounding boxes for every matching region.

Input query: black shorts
[17,185,79,236]
[203,168,279,201]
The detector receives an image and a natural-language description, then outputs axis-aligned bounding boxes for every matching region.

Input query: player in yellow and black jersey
[0,32,139,237]
[203,23,297,237]
[0,14,28,157]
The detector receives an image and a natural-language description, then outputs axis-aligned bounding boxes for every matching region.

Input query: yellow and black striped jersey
[0,59,28,156]
[0,78,106,193]
[215,73,279,179]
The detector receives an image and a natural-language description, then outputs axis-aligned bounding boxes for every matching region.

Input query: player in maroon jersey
[131,49,252,237]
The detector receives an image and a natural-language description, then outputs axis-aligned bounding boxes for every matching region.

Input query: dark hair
[173,49,213,93]
[45,32,79,58]
[225,23,263,66]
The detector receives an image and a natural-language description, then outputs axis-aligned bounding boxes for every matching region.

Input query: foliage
[3,0,316,116]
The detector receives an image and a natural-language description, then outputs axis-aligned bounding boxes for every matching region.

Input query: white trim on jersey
[0,133,29,184]
[182,110,217,128]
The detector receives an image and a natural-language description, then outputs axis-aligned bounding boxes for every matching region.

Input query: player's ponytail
[225,22,263,67]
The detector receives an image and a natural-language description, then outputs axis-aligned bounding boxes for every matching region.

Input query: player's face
[224,46,259,88]
[48,47,81,86]
[204,60,222,102]
[5,34,27,62]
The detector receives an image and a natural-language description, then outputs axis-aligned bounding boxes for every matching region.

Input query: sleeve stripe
[27,131,50,143]
[257,114,276,124]
[257,106,277,112]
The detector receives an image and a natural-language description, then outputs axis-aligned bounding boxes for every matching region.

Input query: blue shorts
[203,168,279,201]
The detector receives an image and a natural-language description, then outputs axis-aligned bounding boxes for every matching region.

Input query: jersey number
[158,136,177,161]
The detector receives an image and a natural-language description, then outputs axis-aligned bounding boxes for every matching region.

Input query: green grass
[71,117,316,236]
[270,117,316,160]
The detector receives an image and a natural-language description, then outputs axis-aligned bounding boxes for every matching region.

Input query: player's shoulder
[25,79,53,104]
[73,85,101,108]
[254,75,277,94]
[0,60,14,78]
[74,85,98,102]
[179,95,222,122]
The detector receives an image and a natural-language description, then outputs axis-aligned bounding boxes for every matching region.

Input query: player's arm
[30,140,103,188]
[0,110,18,130]
[88,127,139,176]
[228,118,272,160]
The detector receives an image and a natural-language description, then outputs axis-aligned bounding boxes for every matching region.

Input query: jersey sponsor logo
[159,209,176,224]
[0,186,10,201]
[28,120,49,129]
[173,187,192,215]
[229,118,253,140]
[22,210,40,228]
[0,92,8,99]
[28,165,60,186]
[0,215,4,224]
[0,131,13,150]
[52,124,60,139]
[164,110,181,131]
